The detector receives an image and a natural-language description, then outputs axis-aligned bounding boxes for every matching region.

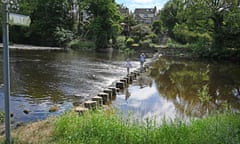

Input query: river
[0,49,239,126]
[113,56,240,124]
[0,49,140,125]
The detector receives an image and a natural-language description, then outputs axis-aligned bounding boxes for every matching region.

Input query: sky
[115,0,169,12]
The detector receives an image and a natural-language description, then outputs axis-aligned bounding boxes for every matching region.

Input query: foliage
[0,111,4,123]
[197,84,211,104]
[85,0,122,50]
[131,43,140,47]
[51,110,240,144]
[114,36,136,54]
[119,13,136,37]
[173,23,212,44]
[67,39,95,50]
[1,0,122,49]
[160,0,182,38]
[54,27,74,47]
[146,32,159,43]
[28,0,73,46]
[121,13,137,27]
[152,20,163,35]
[116,36,126,50]
[131,24,152,40]
[125,37,134,47]
[2,0,74,47]
[140,39,152,49]
[1,0,159,52]
[130,24,155,49]
[166,38,191,49]
[181,0,240,52]
[160,0,240,59]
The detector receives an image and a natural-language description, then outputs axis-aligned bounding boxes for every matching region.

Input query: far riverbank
[0,43,63,50]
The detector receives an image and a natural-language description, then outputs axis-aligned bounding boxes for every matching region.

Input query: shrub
[116,36,126,49]
[140,39,152,49]
[126,37,134,47]
[67,39,95,50]
[146,33,159,43]
[197,84,211,104]
[54,27,74,47]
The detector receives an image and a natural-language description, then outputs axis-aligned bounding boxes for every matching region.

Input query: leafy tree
[161,0,240,58]
[160,0,183,39]
[152,20,163,36]
[183,0,240,52]
[130,24,154,48]
[84,0,122,50]
[120,14,136,37]
[28,0,73,46]
[0,0,38,43]
[1,0,75,46]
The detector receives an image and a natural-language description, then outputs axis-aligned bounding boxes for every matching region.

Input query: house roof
[134,7,157,15]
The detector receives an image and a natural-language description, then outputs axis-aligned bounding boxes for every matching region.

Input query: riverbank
[0,43,63,50]
[1,109,240,143]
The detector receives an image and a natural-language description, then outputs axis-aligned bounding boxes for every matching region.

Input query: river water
[0,49,139,125]
[0,49,240,125]
[113,57,240,124]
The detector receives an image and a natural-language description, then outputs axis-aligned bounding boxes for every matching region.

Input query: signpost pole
[2,1,11,144]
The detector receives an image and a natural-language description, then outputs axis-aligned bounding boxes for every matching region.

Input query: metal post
[2,2,11,144]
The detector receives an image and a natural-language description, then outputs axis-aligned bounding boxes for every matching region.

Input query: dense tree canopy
[85,0,122,50]
[160,0,240,58]
[1,0,121,49]
[29,0,73,46]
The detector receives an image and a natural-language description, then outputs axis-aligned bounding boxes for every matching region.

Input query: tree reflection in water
[113,57,240,125]
[151,57,240,118]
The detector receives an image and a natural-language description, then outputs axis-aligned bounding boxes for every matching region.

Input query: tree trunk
[212,13,224,52]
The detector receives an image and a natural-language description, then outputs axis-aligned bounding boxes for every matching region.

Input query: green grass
[0,112,4,123]
[52,109,240,144]
[1,109,239,144]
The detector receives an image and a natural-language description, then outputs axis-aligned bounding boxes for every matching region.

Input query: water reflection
[116,82,177,122]
[153,58,240,115]
[114,57,240,124]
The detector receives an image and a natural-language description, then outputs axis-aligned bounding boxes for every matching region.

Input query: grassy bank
[53,110,240,144]
[2,109,239,144]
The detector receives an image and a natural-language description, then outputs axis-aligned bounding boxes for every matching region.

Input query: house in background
[134,6,159,24]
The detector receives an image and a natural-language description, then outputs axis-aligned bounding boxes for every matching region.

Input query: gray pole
[2,2,11,144]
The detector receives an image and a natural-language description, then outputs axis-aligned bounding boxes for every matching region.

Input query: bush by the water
[67,39,95,50]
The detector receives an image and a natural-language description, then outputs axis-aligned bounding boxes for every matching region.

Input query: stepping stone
[103,88,113,99]
[97,92,109,105]
[92,96,103,107]
[84,100,97,110]
[74,107,88,115]
[116,81,124,89]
